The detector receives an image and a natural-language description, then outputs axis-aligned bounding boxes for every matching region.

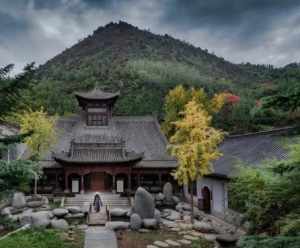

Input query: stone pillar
[80,174,85,194]
[64,172,70,193]
[112,174,116,194]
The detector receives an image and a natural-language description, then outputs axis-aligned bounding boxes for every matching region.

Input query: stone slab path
[84,226,117,248]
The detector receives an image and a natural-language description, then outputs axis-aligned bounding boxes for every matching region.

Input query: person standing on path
[93,193,103,212]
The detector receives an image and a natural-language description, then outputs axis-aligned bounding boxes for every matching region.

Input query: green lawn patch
[0,228,84,248]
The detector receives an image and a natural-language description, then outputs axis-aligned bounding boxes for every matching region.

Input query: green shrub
[238,235,300,248]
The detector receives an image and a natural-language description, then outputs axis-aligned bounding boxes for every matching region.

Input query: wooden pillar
[55,171,59,192]
[80,174,85,194]
[64,172,70,193]
[112,174,116,194]
[137,173,141,186]
[127,173,132,196]
[158,173,162,189]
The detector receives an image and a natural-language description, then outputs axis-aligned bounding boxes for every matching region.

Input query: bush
[238,235,300,248]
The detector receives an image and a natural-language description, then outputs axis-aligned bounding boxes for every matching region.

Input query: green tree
[0,160,41,193]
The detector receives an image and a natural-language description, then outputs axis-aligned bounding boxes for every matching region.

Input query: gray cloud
[0,0,300,74]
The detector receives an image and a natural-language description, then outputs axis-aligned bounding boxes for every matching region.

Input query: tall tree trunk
[190,181,194,224]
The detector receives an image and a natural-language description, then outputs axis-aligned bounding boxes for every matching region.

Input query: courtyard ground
[117,228,215,248]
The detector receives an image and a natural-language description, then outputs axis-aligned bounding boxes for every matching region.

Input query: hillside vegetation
[1,21,300,133]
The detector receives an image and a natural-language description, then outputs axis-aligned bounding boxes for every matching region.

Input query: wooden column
[158,173,162,189]
[127,173,132,196]
[112,174,116,193]
[64,172,70,193]
[137,173,141,186]
[80,174,85,194]
[55,171,59,192]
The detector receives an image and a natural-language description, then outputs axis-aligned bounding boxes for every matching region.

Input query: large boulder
[67,206,82,214]
[51,219,69,230]
[19,209,34,225]
[143,218,158,229]
[31,211,51,228]
[53,208,69,217]
[1,207,12,216]
[216,234,238,245]
[154,209,161,223]
[163,182,173,204]
[27,200,44,208]
[193,221,216,233]
[130,213,142,230]
[133,187,155,219]
[105,221,130,231]
[110,208,128,217]
[12,192,26,209]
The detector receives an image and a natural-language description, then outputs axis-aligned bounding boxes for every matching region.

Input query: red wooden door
[90,173,106,191]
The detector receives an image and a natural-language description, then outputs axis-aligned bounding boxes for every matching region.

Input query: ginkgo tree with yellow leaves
[16,108,57,160]
[168,99,225,223]
[162,85,229,138]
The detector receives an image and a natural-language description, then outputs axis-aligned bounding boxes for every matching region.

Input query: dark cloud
[0,0,299,74]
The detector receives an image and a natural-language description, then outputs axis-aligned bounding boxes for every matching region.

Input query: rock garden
[106,184,243,248]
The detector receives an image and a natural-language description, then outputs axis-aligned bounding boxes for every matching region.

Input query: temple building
[39,88,177,194]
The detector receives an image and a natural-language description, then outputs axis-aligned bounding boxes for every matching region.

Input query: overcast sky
[1,0,300,74]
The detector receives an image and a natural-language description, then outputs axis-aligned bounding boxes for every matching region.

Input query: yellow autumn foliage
[16,108,56,159]
[168,100,225,185]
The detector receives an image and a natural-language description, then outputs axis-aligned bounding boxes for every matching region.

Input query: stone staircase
[64,193,130,211]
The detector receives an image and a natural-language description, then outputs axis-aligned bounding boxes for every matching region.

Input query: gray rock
[165,240,180,247]
[130,213,142,230]
[165,210,181,221]
[12,192,26,209]
[110,208,128,217]
[134,187,155,219]
[1,207,12,216]
[66,206,82,214]
[154,209,161,223]
[143,218,158,229]
[216,234,238,245]
[105,221,130,230]
[193,221,215,233]
[65,213,85,219]
[172,196,180,204]
[155,193,165,201]
[19,212,32,226]
[77,224,88,230]
[27,201,44,208]
[42,196,49,205]
[53,208,68,217]
[31,211,51,228]
[153,241,169,247]
[51,219,69,230]
[176,202,191,212]
[163,182,173,204]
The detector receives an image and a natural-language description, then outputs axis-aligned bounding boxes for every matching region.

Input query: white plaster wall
[197,177,228,214]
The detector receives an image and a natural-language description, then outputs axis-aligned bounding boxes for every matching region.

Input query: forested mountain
[2,21,300,133]
[35,21,276,116]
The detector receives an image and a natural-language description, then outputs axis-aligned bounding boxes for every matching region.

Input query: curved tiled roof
[75,88,120,100]
[213,127,299,178]
[42,115,175,167]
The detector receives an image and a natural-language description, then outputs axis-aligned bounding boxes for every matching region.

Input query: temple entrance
[90,172,112,192]
[202,186,212,213]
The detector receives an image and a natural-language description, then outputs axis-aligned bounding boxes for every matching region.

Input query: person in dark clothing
[93,193,103,212]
